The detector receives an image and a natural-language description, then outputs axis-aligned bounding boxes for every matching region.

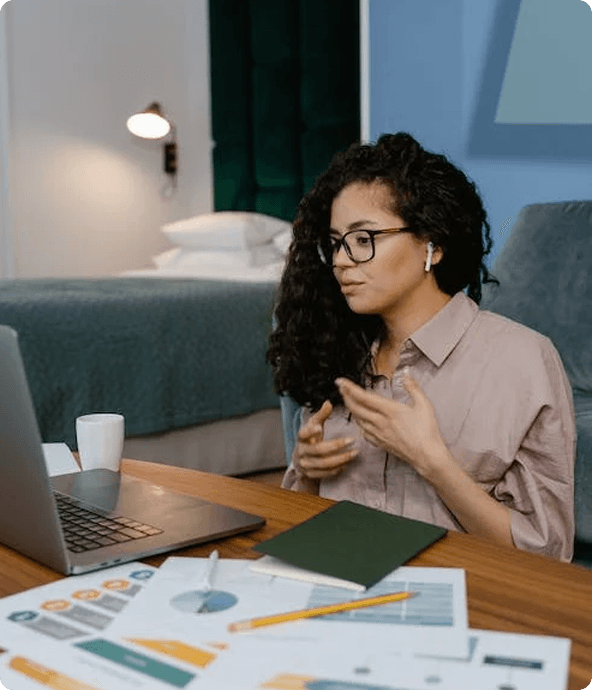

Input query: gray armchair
[480,200,592,563]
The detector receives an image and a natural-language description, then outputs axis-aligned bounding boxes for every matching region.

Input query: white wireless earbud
[425,241,434,272]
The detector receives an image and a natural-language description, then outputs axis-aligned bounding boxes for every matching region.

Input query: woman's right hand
[293,400,359,479]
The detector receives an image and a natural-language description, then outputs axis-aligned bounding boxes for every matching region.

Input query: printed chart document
[0,561,162,690]
[108,557,469,655]
[0,626,571,690]
[202,627,572,690]
[53,557,468,690]
[0,557,571,690]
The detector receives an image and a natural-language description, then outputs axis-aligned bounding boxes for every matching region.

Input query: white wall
[0,6,13,278]
[1,0,212,278]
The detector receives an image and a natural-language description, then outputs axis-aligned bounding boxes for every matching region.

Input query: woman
[267,133,575,561]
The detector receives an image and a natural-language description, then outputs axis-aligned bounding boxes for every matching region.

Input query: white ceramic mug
[76,413,125,472]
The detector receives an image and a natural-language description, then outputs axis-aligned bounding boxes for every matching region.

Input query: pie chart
[170,589,238,614]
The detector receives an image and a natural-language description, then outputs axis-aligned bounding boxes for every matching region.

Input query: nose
[332,240,356,268]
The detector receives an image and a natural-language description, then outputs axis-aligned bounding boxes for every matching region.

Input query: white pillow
[152,247,180,268]
[250,243,284,267]
[161,212,293,250]
[272,228,293,256]
[152,248,252,270]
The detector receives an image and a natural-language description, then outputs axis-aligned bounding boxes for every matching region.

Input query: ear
[431,243,444,266]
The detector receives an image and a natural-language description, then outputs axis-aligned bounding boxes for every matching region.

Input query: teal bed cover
[0,278,279,448]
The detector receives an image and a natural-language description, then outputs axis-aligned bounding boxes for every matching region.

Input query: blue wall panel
[369,0,592,269]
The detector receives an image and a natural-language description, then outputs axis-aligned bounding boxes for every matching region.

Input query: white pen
[194,549,219,613]
[202,549,219,593]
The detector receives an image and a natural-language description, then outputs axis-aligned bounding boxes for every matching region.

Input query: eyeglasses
[317,227,414,266]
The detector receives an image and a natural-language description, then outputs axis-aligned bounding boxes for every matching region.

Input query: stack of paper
[0,557,572,689]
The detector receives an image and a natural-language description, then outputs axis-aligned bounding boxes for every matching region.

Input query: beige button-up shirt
[282,291,576,561]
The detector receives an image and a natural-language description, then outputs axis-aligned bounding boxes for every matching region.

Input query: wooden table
[1,459,591,689]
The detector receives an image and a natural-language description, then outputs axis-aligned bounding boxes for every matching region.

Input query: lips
[340,282,363,293]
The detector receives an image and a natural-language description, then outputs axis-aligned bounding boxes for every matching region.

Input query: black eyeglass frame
[318,226,415,266]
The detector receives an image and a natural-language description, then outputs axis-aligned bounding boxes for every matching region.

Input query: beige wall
[1,0,212,278]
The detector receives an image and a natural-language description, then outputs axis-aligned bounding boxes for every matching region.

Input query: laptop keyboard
[54,492,163,553]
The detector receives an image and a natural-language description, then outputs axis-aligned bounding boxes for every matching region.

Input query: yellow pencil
[227,590,417,632]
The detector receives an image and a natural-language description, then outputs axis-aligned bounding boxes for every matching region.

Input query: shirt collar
[408,291,479,367]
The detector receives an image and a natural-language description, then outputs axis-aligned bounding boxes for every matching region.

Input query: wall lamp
[126,102,177,190]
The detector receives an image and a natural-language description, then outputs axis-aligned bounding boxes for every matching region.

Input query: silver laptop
[0,325,265,575]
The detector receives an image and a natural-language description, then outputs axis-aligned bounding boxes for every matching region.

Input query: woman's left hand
[335,371,445,478]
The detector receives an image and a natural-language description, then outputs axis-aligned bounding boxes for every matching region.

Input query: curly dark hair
[266,132,498,411]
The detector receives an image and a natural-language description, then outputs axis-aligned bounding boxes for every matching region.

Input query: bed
[0,212,292,477]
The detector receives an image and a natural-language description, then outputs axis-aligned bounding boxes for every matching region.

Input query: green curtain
[209,0,360,223]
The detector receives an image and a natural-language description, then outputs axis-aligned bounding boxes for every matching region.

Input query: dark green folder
[253,501,447,589]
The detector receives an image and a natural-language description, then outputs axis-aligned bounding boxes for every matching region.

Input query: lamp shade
[126,102,171,139]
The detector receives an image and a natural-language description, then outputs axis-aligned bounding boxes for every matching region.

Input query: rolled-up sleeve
[281,464,320,494]
[491,337,575,561]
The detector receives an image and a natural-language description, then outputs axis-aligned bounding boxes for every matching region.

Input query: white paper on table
[0,629,173,690]
[0,557,472,690]
[42,442,80,476]
[0,561,157,640]
[106,557,469,668]
[0,562,161,690]
[0,555,568,690]
[302,562,469,658]
[409,627,572,690]
[202,627,572,690]
[250,554,367,591]
[0,625,571,690]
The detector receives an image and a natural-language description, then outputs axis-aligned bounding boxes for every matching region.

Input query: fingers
[298,400,333,443]
[313,399,333,424]
[295,430,358,481]
[300,446,358,472]
[295,398,359,479]
[336,378,390,413]
[301,436,355,458]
